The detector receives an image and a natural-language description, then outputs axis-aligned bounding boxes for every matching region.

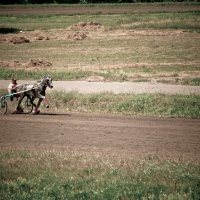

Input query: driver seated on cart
[7,79,18,101]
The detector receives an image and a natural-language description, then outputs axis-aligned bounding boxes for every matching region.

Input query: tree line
[0,0,197,4]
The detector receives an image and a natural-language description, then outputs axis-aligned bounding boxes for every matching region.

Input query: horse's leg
[30,97,37,109]
[32,98,43,114]
[30,97,40,114]
[15,94,24,113]
[36,98,43,109]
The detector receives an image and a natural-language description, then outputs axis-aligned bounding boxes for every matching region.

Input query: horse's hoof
[12,110,17,114]
[32,110,40,115]
[13,109,23,114]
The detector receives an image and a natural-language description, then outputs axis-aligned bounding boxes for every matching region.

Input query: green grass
[125,12,200,31]
[158,77,200,86]
[0,11,199,31]
[0,68,96,80]
[1,67,200,85]
[1,89,199,118]
[0,150,200,200]
[47,91,200,118]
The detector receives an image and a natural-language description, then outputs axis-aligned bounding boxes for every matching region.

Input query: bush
[0,27,20,34]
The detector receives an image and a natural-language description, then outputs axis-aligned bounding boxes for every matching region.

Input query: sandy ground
[0,113,200,161]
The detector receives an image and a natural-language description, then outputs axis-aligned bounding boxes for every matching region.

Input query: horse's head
[41,76,53,89]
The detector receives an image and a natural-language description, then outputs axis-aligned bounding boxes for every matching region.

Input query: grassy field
[1,5,200,199]
[0,11,200,31]
[0,150,200,200]
[0,7,200,84]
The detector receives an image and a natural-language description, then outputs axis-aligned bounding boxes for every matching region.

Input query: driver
[7,79,18,101]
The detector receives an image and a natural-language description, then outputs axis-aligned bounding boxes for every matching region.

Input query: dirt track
[1,80,200,95]
[0,113,200,161]
[0,4,200,15]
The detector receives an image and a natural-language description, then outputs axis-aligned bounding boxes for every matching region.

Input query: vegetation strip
[1,68,200,86]
[46,91,200,118]
[0,11,199,31]
[0,89,200,118]
[0,150,199,200]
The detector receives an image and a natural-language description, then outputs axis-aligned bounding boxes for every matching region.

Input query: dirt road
[1,80,200,95]
[0,113,200,161]
[0,4,200,15]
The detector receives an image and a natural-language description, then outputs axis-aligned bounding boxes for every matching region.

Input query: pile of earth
[0,22,103,44]
[0,36,30,44]
[0,59,52,70]
[69,22,104,31]
[9,36,30,44]
[67,32,87,41]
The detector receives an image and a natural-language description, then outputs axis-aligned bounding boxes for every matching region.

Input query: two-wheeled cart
[0,89,33,115]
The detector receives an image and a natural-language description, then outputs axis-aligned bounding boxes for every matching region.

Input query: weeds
[0,68,95,81]
[48,91,200,118]
[0,150,200,200]
[1,67,200,85]
[1,88,199,118]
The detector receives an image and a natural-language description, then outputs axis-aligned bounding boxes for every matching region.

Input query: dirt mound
[28,59,52,68]
[67,32,88,41]
[86,76,105,82]
[0,36,7,43]
[34,36,50,41]
[9,36,30,44]
[0,59,52,70]
[70,22,104,31]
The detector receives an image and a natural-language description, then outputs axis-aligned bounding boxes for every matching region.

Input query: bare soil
[0,113,200,162]
[0,4,200,15]
[1,80,200,95]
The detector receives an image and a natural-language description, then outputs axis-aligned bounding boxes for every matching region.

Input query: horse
[15,75,53,114]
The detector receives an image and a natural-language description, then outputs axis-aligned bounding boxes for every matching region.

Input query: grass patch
[48,91,200,118]
[1,66,200,85]
[0,11,199,31]
[0,150,200,200]
[1,89,199,118]
[158,77,200,86]
[0,68,95,81]
[125,12,200,31]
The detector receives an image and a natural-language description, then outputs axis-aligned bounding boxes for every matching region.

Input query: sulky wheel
[0,99,8,115]
[20,96,33,114]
